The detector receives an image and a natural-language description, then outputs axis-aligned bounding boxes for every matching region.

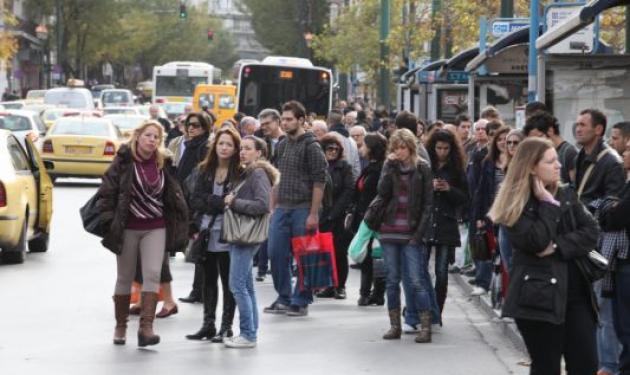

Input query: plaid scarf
[593,199,630,297]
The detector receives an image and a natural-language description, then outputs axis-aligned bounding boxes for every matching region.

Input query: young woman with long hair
[488,138,599,374]
[351,132,388,306]
[186,127,242,343]
[470,126,510,295]
[97,120,189,347]
[222,136,279,348]
[373,128,438,344]
[425,129,469,317]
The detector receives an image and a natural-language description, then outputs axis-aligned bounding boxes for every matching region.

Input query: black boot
[179,265,203,303]
[210,292,235,343]
[186,274,218,340]
[368,277,386,306]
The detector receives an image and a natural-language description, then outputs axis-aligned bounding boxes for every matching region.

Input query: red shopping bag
[292,231,338,291]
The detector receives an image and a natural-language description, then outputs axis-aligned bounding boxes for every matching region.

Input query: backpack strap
[577,147,612,198]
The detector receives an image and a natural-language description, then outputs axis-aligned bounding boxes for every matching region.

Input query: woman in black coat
[316,133,355,299]
[488,138,599,375]
[425,130,468,317]
[349,133,388,306]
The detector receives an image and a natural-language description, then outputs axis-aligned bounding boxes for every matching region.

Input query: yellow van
[192,84,236,126]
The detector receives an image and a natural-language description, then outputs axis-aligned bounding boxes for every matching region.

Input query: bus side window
[199,94,215,109]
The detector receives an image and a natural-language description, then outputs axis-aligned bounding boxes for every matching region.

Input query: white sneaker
[224,335,256,349]
[470,286,488,296]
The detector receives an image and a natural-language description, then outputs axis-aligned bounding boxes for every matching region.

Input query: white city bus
[236,56,333,117]
[152,61,221,109]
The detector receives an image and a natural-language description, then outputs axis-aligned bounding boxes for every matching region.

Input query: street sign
[545,3,596,54]
[491,18,529,38]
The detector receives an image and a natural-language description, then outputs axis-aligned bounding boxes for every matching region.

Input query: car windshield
[51,119,111,137]
[0,115,31,131]
[102,91,131,104]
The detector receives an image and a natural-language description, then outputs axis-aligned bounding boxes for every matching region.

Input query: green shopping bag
[349,221,380,263]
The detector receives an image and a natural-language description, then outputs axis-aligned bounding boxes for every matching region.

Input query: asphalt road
[0,179,529,375]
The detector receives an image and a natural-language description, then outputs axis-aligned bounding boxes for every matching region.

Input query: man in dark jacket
[574,108,625,375]
[264,101,328,317]
[258,108,285,166]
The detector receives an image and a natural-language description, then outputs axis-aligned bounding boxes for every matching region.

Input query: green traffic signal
[179,4,187,19]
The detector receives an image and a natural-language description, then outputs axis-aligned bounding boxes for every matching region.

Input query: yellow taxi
[0,130,53,263]
[41,115,123,180]
[192,84,237,126]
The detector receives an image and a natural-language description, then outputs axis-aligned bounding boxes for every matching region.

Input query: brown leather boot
[382,308,402,340]
[113,295,131,345]
[138,292,160,347]
[415,311,432,343]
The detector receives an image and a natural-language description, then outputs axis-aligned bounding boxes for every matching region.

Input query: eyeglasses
[506,140,520,147]
[187,121,202,129]
[325,146,340,152]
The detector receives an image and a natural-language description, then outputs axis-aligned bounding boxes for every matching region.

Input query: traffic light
[207,29,214,41]
[179,3,187,19]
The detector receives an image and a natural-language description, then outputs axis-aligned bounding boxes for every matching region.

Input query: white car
[102,106,143,116]
[0,100,27,110]
[0,109,48,150]
[100,89,134,108]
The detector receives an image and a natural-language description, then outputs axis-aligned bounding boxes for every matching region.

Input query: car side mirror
[43,160,55,170]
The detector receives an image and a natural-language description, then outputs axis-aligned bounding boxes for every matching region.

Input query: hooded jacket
[230,160,279,217]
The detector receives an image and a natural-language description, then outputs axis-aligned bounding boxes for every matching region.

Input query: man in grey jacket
[264,101,328,317]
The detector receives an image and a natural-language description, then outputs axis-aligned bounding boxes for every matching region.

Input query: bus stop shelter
[536,0,630,142]
[465,26,542,126]
[397,59,446,121]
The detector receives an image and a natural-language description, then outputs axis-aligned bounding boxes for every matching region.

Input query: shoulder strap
[577,147,611,198]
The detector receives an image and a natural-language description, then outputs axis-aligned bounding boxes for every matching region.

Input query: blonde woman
[97,120,189,347]
[488,138,599,374]
[369,128,438,344]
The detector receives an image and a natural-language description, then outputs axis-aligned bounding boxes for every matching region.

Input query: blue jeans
[382,242,435,319]
[613,261,630,373]
[430,245,450,315]
[596,280,621,374]
[267,207,312,307]
[229,244,259,341]
[498,226,513,275]
[474,259,492,290]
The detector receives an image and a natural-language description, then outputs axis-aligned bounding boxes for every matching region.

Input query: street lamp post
[35,24,51,89]
[304,31,313,60]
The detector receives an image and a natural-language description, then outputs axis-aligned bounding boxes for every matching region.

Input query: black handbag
[566,198,609,283]
[364,196,387,231]
[79,193,108,238]
[190,228,210,264]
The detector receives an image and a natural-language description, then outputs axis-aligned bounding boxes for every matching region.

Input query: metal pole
[528,0,539,101]
[626,5,630,53]
[430,0,441,60]
[379,0,390,107]
[500,0,514,18]
[55,0,63,84]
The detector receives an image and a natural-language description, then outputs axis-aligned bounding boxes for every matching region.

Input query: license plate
[65,146,92,155]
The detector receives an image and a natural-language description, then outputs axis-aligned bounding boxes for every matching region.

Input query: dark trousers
[201,251,235,329]
[359,252,385,298]
[256,240,269,276]
[427,245,452,315]
[613,260,630,374]
[332,223,350,289]
[191,263,203,297]
[515,300,597,375]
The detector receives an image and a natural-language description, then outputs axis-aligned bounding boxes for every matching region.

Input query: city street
[0,180,529,375]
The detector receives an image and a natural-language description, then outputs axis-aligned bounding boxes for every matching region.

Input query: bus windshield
[155,76,209,98]
[238,65,331,117]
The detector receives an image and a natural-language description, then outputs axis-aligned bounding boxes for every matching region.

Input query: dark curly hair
[363,132,387,162]
[426,129,466,186]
